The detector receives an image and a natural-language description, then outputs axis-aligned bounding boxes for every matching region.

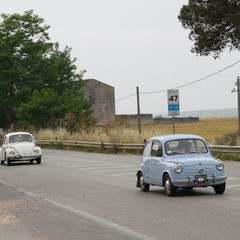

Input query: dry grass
[34,117,238,145]
[158,117,238,143]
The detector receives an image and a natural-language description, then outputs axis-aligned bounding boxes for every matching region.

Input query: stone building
[82,79,116,124]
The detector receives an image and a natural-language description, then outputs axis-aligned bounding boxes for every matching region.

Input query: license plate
[195,174,207,182]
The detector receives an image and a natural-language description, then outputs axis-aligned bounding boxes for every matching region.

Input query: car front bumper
[172,175,227,186]
[8,155,42,161]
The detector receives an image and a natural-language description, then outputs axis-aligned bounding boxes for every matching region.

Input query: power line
[115,59,240,100]
[141,59,240,94]
[115,93,136,102]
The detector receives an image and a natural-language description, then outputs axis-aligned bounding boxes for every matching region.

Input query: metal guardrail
[209,145,240,153]
[36,140,145,150]
[36,140,240,154]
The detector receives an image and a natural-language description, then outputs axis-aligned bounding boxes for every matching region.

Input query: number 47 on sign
[168,89,180,116]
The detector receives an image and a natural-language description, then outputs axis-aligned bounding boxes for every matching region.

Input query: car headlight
[34,149,39,154]
[10,150,16,156]
[175,164,183,173]
[217,162,224,170]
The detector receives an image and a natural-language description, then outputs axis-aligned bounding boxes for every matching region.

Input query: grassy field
[149,117,238,144]
[36,117,239,145]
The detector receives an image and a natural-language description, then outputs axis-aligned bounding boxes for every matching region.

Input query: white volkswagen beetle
[0,132,42,166]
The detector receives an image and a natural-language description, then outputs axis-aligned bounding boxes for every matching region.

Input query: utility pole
[136,86,141,134]
[231,76,240,134]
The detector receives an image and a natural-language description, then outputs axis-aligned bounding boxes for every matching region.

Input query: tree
[17,88,94,131]
[178,0,240,58]
[0,10,93,130]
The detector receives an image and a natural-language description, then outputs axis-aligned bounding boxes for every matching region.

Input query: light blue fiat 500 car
[136,134,227,197]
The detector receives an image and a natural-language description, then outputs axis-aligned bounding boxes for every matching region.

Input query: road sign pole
[172,115,175,134]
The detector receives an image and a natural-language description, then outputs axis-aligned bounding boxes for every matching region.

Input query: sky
[1,0,240,116]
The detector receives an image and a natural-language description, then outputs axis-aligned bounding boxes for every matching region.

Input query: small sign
[168,89,180,116]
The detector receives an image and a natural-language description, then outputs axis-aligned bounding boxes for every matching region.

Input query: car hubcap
[165,179,171,193]
[140,176,144,188]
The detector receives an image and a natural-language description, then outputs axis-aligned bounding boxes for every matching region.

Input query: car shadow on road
[1,162,39,167]
[138,187,216,197]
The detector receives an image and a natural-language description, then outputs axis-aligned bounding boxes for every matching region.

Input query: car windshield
[9,134,33,143]
[165,139,208,155]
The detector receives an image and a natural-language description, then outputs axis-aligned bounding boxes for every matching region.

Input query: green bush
[214,131,240,146]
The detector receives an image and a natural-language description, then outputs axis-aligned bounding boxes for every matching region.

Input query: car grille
[186,167,213,175]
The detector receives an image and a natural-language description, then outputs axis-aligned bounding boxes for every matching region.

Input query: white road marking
[227,185,240,189]
[227,177,240,180]
[0,180,156,240]
[95,166,136,173]
[112,172,136,176]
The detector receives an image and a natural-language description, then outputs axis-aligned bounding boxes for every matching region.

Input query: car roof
[148,134,205,144]
[4,132,33,138]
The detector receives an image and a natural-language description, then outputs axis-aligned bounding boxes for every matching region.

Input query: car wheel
[36,157,41,164]
[139,172,150,192]
[213,182,226,194]
[1,160,4,165]
[164,174,176,197]
[7,158,11,166]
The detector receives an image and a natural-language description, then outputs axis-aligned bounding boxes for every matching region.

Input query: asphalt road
[0,149,240,240]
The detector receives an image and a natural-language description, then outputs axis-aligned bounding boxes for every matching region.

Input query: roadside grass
[35,117,238,144]
[158,117,238,144]
[34,117,240,159]
[0,117,237,158]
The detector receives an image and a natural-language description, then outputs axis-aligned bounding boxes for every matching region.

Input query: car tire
[1,160,4,165]
[213,182,226,194]
[7,158,11,166]
[139,172,150,192]
[36,157,41,164]
[164,174,176,197]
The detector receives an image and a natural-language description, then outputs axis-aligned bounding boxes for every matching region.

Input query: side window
[151,141,162,157]
[143,142,152,156]
[9,136,15,143]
